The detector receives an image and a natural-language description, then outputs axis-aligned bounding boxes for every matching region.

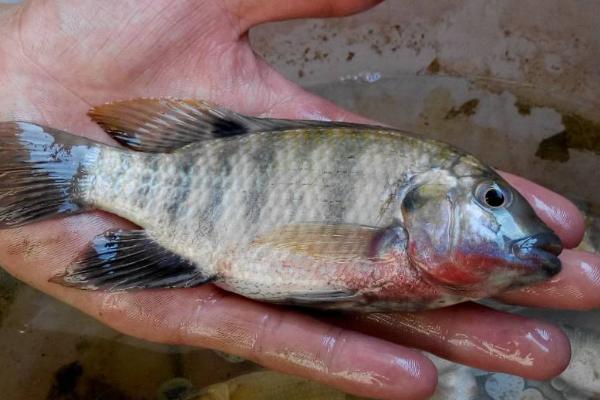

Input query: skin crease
[0,1,599,399]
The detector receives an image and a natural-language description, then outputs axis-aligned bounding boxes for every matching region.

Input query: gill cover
[401,180,480,286]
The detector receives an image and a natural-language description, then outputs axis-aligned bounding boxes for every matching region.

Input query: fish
[0,98,563,311]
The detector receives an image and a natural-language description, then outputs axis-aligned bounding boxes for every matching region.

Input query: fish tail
[0,122,101,228]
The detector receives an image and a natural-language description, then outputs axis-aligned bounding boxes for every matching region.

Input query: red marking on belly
[432,261,484,286]
[338,252,444,304]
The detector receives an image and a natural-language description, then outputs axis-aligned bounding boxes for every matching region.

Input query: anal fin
[53,229,213,291]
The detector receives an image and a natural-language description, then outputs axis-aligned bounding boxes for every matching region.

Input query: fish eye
[475,181,512,209]
[485,187,504,207]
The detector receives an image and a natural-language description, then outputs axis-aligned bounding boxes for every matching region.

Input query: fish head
[399,166,562,298]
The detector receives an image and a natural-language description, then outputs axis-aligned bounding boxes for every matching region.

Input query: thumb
[227,0,384,32]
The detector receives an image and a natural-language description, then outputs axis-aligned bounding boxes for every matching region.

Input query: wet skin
[0,1,598,399]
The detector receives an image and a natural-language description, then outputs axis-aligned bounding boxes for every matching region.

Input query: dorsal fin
[88,98,368,153]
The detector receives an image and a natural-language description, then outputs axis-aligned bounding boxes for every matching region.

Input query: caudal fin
[0,122,99,228]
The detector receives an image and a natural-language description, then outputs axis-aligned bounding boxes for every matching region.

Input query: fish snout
[513,232,563,277]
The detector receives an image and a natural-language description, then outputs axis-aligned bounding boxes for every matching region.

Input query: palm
[0,1,599,400]
[7,1,298,128]
[8,0,364,131]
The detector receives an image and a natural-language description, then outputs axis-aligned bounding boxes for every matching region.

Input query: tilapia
[0,98,562,311]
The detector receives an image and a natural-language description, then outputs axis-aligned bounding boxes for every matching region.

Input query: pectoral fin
[253,223,378,262]
[252,223,408,262]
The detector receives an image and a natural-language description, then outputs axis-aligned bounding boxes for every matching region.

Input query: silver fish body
[0,99,563,311]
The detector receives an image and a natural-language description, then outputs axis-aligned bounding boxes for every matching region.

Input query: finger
[226,0,383,32]
[330,302,570,380]
[499,172,585,248]
[497,249,600,310]
[95,289,436,400]
[0,216,436,400]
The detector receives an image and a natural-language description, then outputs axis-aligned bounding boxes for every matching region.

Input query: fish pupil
[485,188,505,207]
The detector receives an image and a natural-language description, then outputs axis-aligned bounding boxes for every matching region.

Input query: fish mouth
[513,232,563,276]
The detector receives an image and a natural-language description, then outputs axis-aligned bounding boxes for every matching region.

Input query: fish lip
[512,232,563,276]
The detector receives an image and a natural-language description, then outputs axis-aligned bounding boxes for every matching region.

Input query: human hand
[0,1,598,399]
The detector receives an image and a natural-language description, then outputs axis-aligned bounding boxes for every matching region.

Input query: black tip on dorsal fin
[88,97,368,153]
[88,98,247,153]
